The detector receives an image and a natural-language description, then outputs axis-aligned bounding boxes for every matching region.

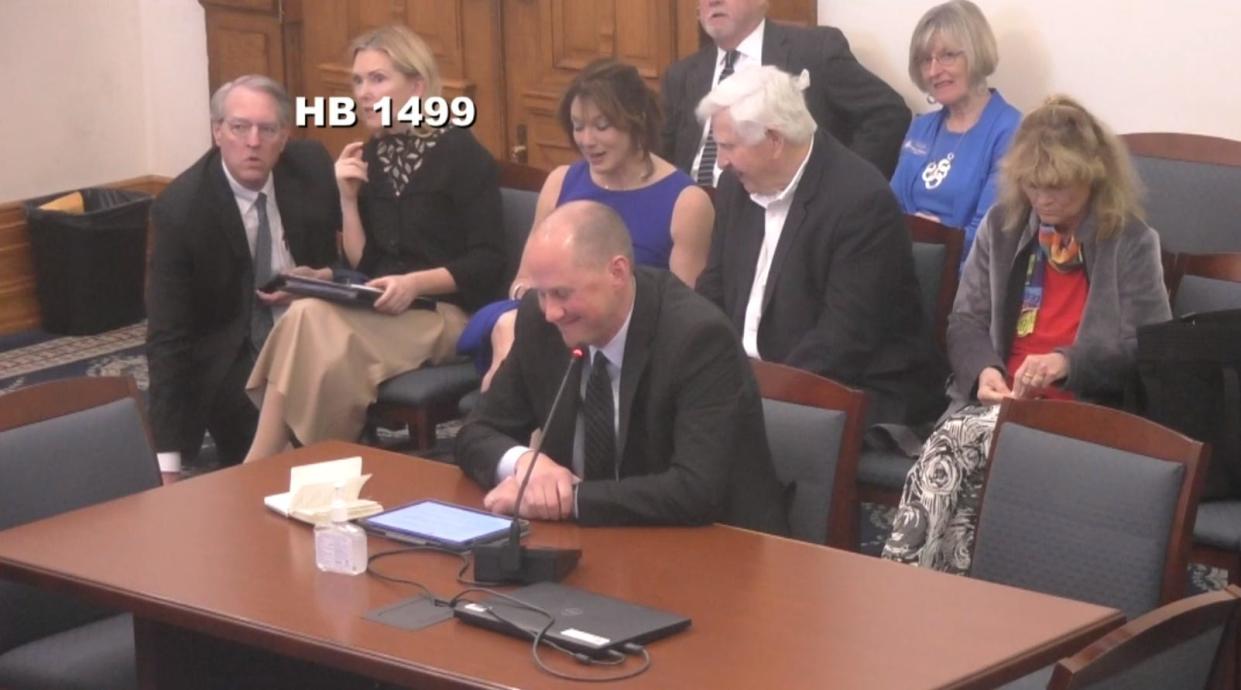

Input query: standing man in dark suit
[695,66,945,426]
[661,0,910,181]
[455,201,788,535]
[146,75,340,473]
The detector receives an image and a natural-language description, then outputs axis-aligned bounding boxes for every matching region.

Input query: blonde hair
[998,95,1144,239]
[348,25,442,136]
[908,0,998,93]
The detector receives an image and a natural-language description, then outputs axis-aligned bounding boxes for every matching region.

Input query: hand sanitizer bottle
[314,485,367,575]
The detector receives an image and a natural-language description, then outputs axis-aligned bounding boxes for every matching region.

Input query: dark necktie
[695,49,740,186]
[583,350,616,481]
[250,192,274,352]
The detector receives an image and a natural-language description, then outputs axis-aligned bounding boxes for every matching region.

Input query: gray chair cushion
[761,399,846,544]
[911,242,947,326]
[0,396,155,669]
[0,398,159,530]
[375,363,480,407]
[1194,500,1241,550]
[1075,624,1225,690]
[996,665,1054,690]
[500,188,539,286]
[1172,275,1241,317]
[1132,155,1241,254]
[459,389,481,417]
[971,424,1184,620]
[856,448,916,490]
[0,614,135,690]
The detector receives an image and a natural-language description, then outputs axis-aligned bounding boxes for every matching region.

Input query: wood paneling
[298,0,505,160]
[202,0,304,101]
[0,177,169,337]
[208,0,816,166]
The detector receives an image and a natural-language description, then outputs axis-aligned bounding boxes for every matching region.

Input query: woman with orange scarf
[882,96,1172,574]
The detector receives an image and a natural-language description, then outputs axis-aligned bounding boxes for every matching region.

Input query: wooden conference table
[0,441,1122,689]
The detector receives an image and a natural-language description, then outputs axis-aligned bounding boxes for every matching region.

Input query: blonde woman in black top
[244,25,503,460]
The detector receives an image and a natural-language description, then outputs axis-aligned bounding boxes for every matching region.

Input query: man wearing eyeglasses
[147,75,340,475]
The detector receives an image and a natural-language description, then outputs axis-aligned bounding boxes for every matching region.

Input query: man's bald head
[529,200,634,269]
[521,201,636,348]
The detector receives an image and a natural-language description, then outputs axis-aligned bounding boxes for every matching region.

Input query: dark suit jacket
[697,132,945,425]
[660,21,911,178]
[146,140,340,455]
[455,268,789,535]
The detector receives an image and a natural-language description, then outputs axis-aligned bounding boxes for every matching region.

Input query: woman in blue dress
[889,0,1021,264]
[460,59,714,390]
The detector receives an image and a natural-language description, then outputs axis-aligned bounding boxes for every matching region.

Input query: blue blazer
[890,90,1021,259]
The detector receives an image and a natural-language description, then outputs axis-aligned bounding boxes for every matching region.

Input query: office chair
[0,376,161,690]
[970,398,1207,621]
[751,360,867,549]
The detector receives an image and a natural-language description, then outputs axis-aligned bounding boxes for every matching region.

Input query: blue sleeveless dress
[456,161,693,368]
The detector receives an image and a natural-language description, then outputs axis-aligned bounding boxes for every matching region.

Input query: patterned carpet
[0,322,147,395]
[0,322,1228,592]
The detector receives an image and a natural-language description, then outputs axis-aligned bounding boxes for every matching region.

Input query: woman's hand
[1012,352,1071,399]
[368,273,420,315]
[335,141,368,201]
[976,367,1013,405]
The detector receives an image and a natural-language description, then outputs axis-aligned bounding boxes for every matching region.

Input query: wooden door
[501,0,684,169]
[299,0,506,159]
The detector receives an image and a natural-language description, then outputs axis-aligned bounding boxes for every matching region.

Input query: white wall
[820,0,1241,140]
[0,0,209,205]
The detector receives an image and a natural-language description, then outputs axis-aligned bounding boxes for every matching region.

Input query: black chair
[855,216,964,518]
[1122,133,1241,254]
[971,398,1207,621]
[368,162,547,451]
[751,360,867,549]
[0,376,161,690]
[1165,252,1241,587]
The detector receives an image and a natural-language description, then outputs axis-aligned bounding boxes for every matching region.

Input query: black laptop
[453,582,691,656]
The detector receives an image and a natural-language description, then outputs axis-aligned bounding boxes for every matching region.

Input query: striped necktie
[582,351,616,481]
[695,49,740,186]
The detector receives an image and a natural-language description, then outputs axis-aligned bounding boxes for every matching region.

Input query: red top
[1006,264,1089,400]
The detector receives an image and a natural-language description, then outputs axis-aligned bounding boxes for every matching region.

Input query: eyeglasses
[918,50,964,69]
[223,119,283,141]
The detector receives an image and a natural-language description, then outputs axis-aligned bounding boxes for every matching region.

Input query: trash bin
[23,187,153,335]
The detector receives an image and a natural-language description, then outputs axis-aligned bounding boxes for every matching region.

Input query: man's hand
[483,451,578,520]
[976,366,1013,405]
[256,265,333,306]
[1012,352,1071,399]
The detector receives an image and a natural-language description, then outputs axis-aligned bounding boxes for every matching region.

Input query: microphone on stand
[472,346,586,584]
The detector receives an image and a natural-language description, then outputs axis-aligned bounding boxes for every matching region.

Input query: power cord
[450,587,653,682]
[366,549,654,682]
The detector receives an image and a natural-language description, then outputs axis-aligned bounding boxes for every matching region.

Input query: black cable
[366,545,467,606]
[368,550,653,681]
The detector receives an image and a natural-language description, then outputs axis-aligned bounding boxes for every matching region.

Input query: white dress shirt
[741,138,815,358]
[690,20,765,186]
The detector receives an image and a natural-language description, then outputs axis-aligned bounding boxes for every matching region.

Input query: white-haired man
[695,66,946,426]
[661,0,910,182]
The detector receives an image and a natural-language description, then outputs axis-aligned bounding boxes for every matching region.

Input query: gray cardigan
[946,205,1171,410]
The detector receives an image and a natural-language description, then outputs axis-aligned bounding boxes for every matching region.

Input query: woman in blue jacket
[890,0,1021,264]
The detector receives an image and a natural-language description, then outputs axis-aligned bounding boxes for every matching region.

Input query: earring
[926,94,937,105]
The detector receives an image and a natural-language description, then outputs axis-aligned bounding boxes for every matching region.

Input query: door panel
[299,0,504,159]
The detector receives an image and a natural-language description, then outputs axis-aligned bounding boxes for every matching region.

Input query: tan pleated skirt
[246,298,468,445]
